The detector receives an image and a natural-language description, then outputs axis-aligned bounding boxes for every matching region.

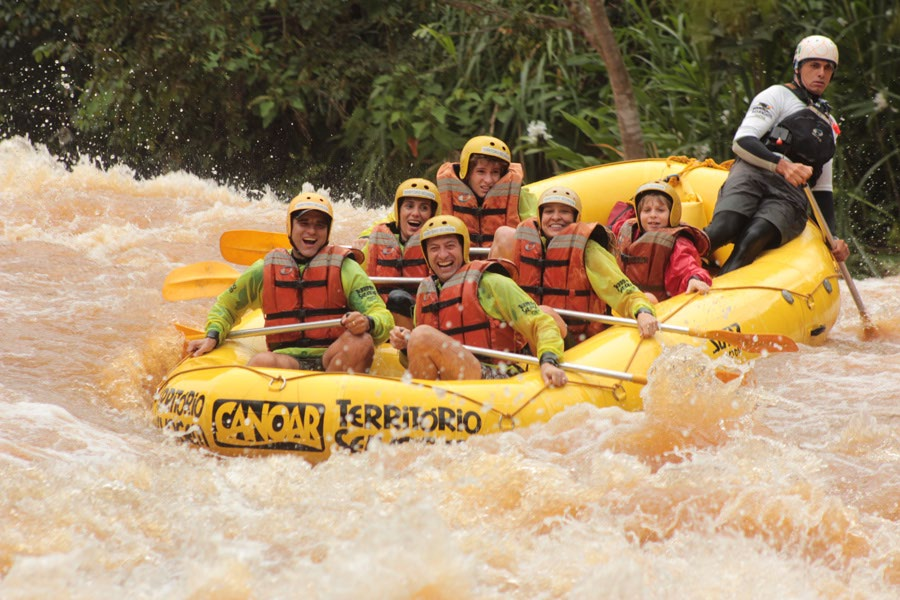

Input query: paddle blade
[162,261,240,301]
[220,230,289,265]
[173,322,205,340]
[692,328,798,353]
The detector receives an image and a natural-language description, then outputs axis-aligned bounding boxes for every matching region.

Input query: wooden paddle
[162,261,241,301]
[463,345,647,384]
[803,185,878,339]
[555,308,798,353]
[219,228,490,266]
[175,318,343,341]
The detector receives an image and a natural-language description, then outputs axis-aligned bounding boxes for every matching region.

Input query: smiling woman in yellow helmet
[356,178,440,328]
[704,34,849,274]
[494,185,658,347]
[186,191,394,373]
[610,178,712,303]
[435,135,526,248]
[388,215,569,387]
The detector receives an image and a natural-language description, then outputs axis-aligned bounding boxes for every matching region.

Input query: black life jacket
[763,83,837,186]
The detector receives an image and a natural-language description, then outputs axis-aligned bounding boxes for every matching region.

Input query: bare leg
[406,325,482,380]
[322,330,375,373]
[247,352,302,369]
[488,225,516,261]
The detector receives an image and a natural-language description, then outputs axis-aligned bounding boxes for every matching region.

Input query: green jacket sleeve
[584,240,656,318]
[341,258,394,345]
[203,260,265,341]
[479,272,564,360]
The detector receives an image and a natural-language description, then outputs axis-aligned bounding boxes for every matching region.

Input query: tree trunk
[567,0,646,159]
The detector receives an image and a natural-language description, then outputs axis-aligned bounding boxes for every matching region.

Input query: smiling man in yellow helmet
[436,135,527,248]
[187,192,393,373]
[389,215,568,387]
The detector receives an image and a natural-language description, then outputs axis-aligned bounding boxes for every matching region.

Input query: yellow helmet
[459,135,511,179]
[634,179,681,228]
[419,215,471,273]
[286,192,334,238]
[538,186,582,222]
[392,178,440,223]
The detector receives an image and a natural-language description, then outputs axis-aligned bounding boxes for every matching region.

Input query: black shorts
[480,363,525,380]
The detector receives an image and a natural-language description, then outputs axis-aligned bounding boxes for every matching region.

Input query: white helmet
[793,35,838,71]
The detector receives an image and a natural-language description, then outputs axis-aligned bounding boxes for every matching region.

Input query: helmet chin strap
[793,71,820,102]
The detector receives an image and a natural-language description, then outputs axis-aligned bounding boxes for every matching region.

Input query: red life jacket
[514,218,610,342]
[414,260,518,363]
[262,246,356,351]
[436,161,523,247]
[616,219,710,301]
[365,222,428,301]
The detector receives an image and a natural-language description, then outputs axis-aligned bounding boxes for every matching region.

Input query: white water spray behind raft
[1,137,899,597]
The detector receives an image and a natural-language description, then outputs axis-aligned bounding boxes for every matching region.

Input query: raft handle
[268,375,287,392]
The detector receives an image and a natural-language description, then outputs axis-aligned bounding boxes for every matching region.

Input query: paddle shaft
[226,318,343,339]
[555,308,797,353]
[803,185,876,332]
[462,345,647,384]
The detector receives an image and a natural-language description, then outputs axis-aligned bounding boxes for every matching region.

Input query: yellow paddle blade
[173,322,205,340]
[220,230,289,265]
[162,261,240,301]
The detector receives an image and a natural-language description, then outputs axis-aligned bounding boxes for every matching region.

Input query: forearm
[665,239,713,297]
[343,262,394,344]
[205,265,262,338]
[585,242,655,317]
[733,136,781,171]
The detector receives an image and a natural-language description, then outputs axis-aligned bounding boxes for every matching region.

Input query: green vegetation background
[2,1,898,276]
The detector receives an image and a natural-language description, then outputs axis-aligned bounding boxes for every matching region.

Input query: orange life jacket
[414,260,518,363]
[514,218,610,342]
[616,220,710,300]
[365,223,428,300]
[262,246,355,351]
[436,161,523,247]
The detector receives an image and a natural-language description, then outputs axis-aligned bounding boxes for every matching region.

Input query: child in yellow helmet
[611,179,712,303]
[436,135,532,247]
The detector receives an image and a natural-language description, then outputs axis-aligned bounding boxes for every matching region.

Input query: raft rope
[156,361,631,431]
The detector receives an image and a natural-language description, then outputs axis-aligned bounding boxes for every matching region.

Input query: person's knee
[248,352,296,369]
[719,218,779,274]
[741,218,780,251]
[407,325,439,353]
[705,211,748,251]
[488,226,516,261]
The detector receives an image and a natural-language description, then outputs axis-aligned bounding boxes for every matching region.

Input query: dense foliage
[2,0,898,273]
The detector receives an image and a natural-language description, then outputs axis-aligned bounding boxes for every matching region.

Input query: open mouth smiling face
[291,212,330,258]
[424,235,464,282]
[398,198,435,242]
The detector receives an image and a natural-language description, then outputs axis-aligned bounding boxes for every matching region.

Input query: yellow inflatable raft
[153,157,841,462]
